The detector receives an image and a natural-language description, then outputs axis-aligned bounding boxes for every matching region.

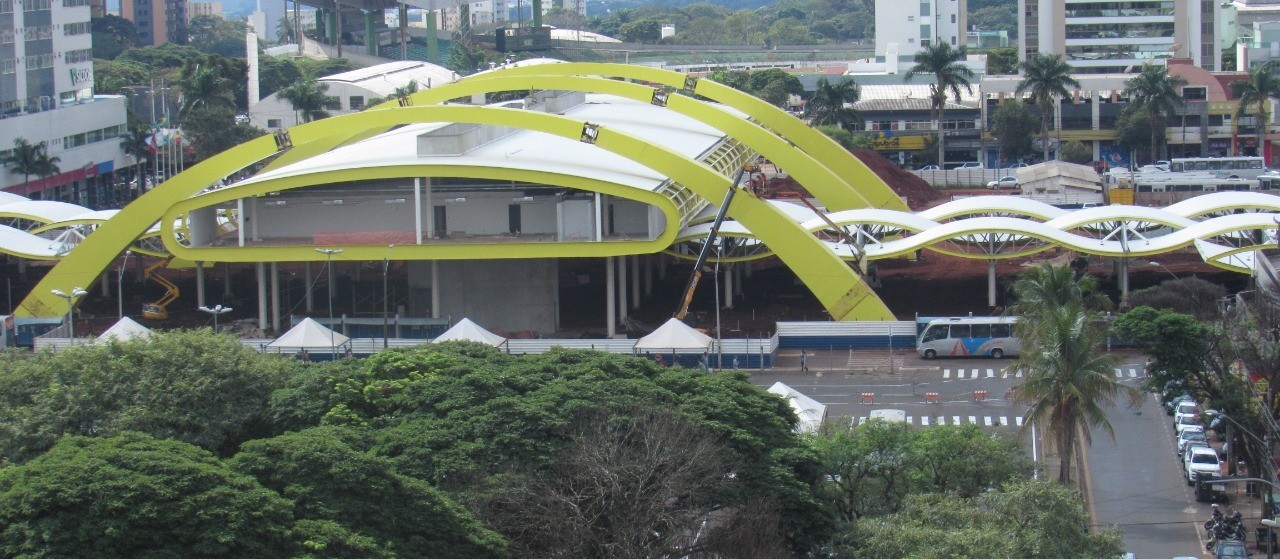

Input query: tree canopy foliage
[0,330,1106,557]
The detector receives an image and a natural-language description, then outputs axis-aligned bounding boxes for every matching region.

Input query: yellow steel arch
[444,62,906,211]
[19,105,892,321]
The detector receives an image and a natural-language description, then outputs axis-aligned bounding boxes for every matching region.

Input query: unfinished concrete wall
[409,258,559,335]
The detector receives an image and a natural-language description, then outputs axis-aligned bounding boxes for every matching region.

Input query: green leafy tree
[618,18,663,43]
[1123,63,1187,163]
[907,423,1031,497]
[117,42,204,71]
[0,330,298,463]
[1114,306,1223,405]
[1060,139,1092,164]
[186,14,249,58]
[807,77,862,127]
[1114,105,1159,164]
[0,432,295,558]
[986,47,1019,75]
[178,65,236,119]
[905,41,975,167]
[279,76,333,123]
[767,17,817,45]
[1126,277,1227,322]
[257,55,304,99]
[989,99,1039,163]
[231,426,507,558]
[1017,54,1081,161]
[92,58,150,94]
[2,137,60,197]
[817,125,875,150]
[91,14,138,60]
[446,39,493,75]
[843,479,1124,558]
[1231,61,1280,160]
[182,106,266,162]
[120,117,153,185]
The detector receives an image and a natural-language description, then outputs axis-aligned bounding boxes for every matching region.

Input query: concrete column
[431,261,440,318]
[644,254,653,296]
[304,262,314,312]
[617,258,628,316]
[630,255,640,308]
[222,263,233,298]
[237,198,245,247]
[723,263,733,309]
[251,197,260,241]
[414,178,423,243]
[196,263,206,307]
[256,263,268,331]
[423,177,432,237]
[271,262,281,332]
[364,10,376,56]
[605,257,616,337]
[594,192,604,241]
[101,272,110,296]
[988,260,997,307]
[1119,258,1130,304]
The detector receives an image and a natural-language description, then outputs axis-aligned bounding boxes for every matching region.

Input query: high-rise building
[120,0,186,45]
[1017,0,1228,73]
[187,1,221,21]
[1,0,129,203]
[875,0,967,60]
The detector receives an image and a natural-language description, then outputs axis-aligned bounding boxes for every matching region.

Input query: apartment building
[875,0,968,59]
[1017,0,1229,73]
[120,0,186,45]
[1,0,129,203]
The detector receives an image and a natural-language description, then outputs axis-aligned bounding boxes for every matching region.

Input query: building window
[24,53,54,70]
[0,28,12,44]
[1182,86,1206,100]
[349,95,364,110]
[0,58,15,74]
[324,96,341,111]
[24,0,51,10]
[65,48,92,63]
[0,0,12,13]
[63,22,90,35]
[919,1,929,16]
[951,14,956,23]
[267,119,281,128]
[907,15,914,21]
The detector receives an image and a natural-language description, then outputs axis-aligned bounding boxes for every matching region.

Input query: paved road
[751,349,1214,558]
[1086,386,1222,558]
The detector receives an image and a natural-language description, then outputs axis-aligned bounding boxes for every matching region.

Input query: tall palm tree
[279,77,332,123]
[3,138,60,197]
[905,41,975,167]
[120,119,153,194]
[1013,304,1130,484]
[806,77,862,128]
[177,65,235,119]
[1016,54,1082,162]
[1231,61,1280,164]
[1123,63,1187,164]
[392,80,420,106]
[1009,264,1134,485]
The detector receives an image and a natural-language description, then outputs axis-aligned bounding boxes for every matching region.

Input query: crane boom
[674,165,749,320]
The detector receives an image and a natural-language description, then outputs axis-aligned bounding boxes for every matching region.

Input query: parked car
[1215,539,1250,558]
[986,176,1019,189]
[1176,414,1202,437]
[1174,401,1199,428]
[917,165,941,171]
[1185,446,1222,485]
[1165,394,1193,415]
[956,162,984,169]
[1177,427,1207,457]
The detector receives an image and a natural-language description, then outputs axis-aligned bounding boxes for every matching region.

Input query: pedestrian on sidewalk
[801,350,809,372]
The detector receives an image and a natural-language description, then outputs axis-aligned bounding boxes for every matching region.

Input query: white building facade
[1,0,128,204]
[1018,0,1229,73]
[874,0,967,59]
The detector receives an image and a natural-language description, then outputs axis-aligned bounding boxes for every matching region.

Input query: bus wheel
[991,349,1004,359]
[924,349,937,360]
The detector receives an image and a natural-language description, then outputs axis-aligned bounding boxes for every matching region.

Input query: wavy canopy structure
[12,61,1280,321]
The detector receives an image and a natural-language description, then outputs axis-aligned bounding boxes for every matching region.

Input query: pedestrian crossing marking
[968,415,977,424]
[983,416,992,426]
[986,368,995,378]
[937,416,944,426]
[1129,368,1138,378]
[1015,416,1024,426]
[953,416,960,425]
[921,416,930,426]
[943,369,951,379]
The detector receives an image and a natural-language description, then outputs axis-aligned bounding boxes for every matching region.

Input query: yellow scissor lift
[142,258,179,320]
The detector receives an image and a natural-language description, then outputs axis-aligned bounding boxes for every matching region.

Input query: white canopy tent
[96,317,154,341]
[767,382,827,433]
[634,318,713,350]
[431,317,507,348]
[267,317,351,355]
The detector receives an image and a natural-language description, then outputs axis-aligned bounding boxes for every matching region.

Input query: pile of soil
[849,149,944,210]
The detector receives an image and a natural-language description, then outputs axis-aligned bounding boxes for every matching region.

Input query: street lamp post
[198,304,233,333]
[1148,261,1179,280]
[117,250,132,319]
[316,248,342,359]
[714,243,722,372]
[51,287,88,344]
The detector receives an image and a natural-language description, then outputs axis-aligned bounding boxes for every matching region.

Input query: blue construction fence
[775,321,917,350]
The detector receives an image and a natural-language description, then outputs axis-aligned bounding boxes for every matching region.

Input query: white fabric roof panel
[0,224,62,258]
[431,317,506,346]
[321,61,460,97]
[268,317,351,349]
[226,94,733,196]
[0,200,96,223]
[767,381,826,434]
[634,317,712,350]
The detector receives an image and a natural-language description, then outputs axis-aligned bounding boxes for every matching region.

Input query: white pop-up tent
[634,318,712,350]
[767,382,827,433]
[431,317,507,347]
[97,317,154,341]
[267,317,351,354]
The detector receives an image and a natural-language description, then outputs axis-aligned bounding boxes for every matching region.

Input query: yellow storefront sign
[873,135,927,151]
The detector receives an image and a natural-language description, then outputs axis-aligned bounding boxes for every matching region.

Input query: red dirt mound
[849,149,944,210]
